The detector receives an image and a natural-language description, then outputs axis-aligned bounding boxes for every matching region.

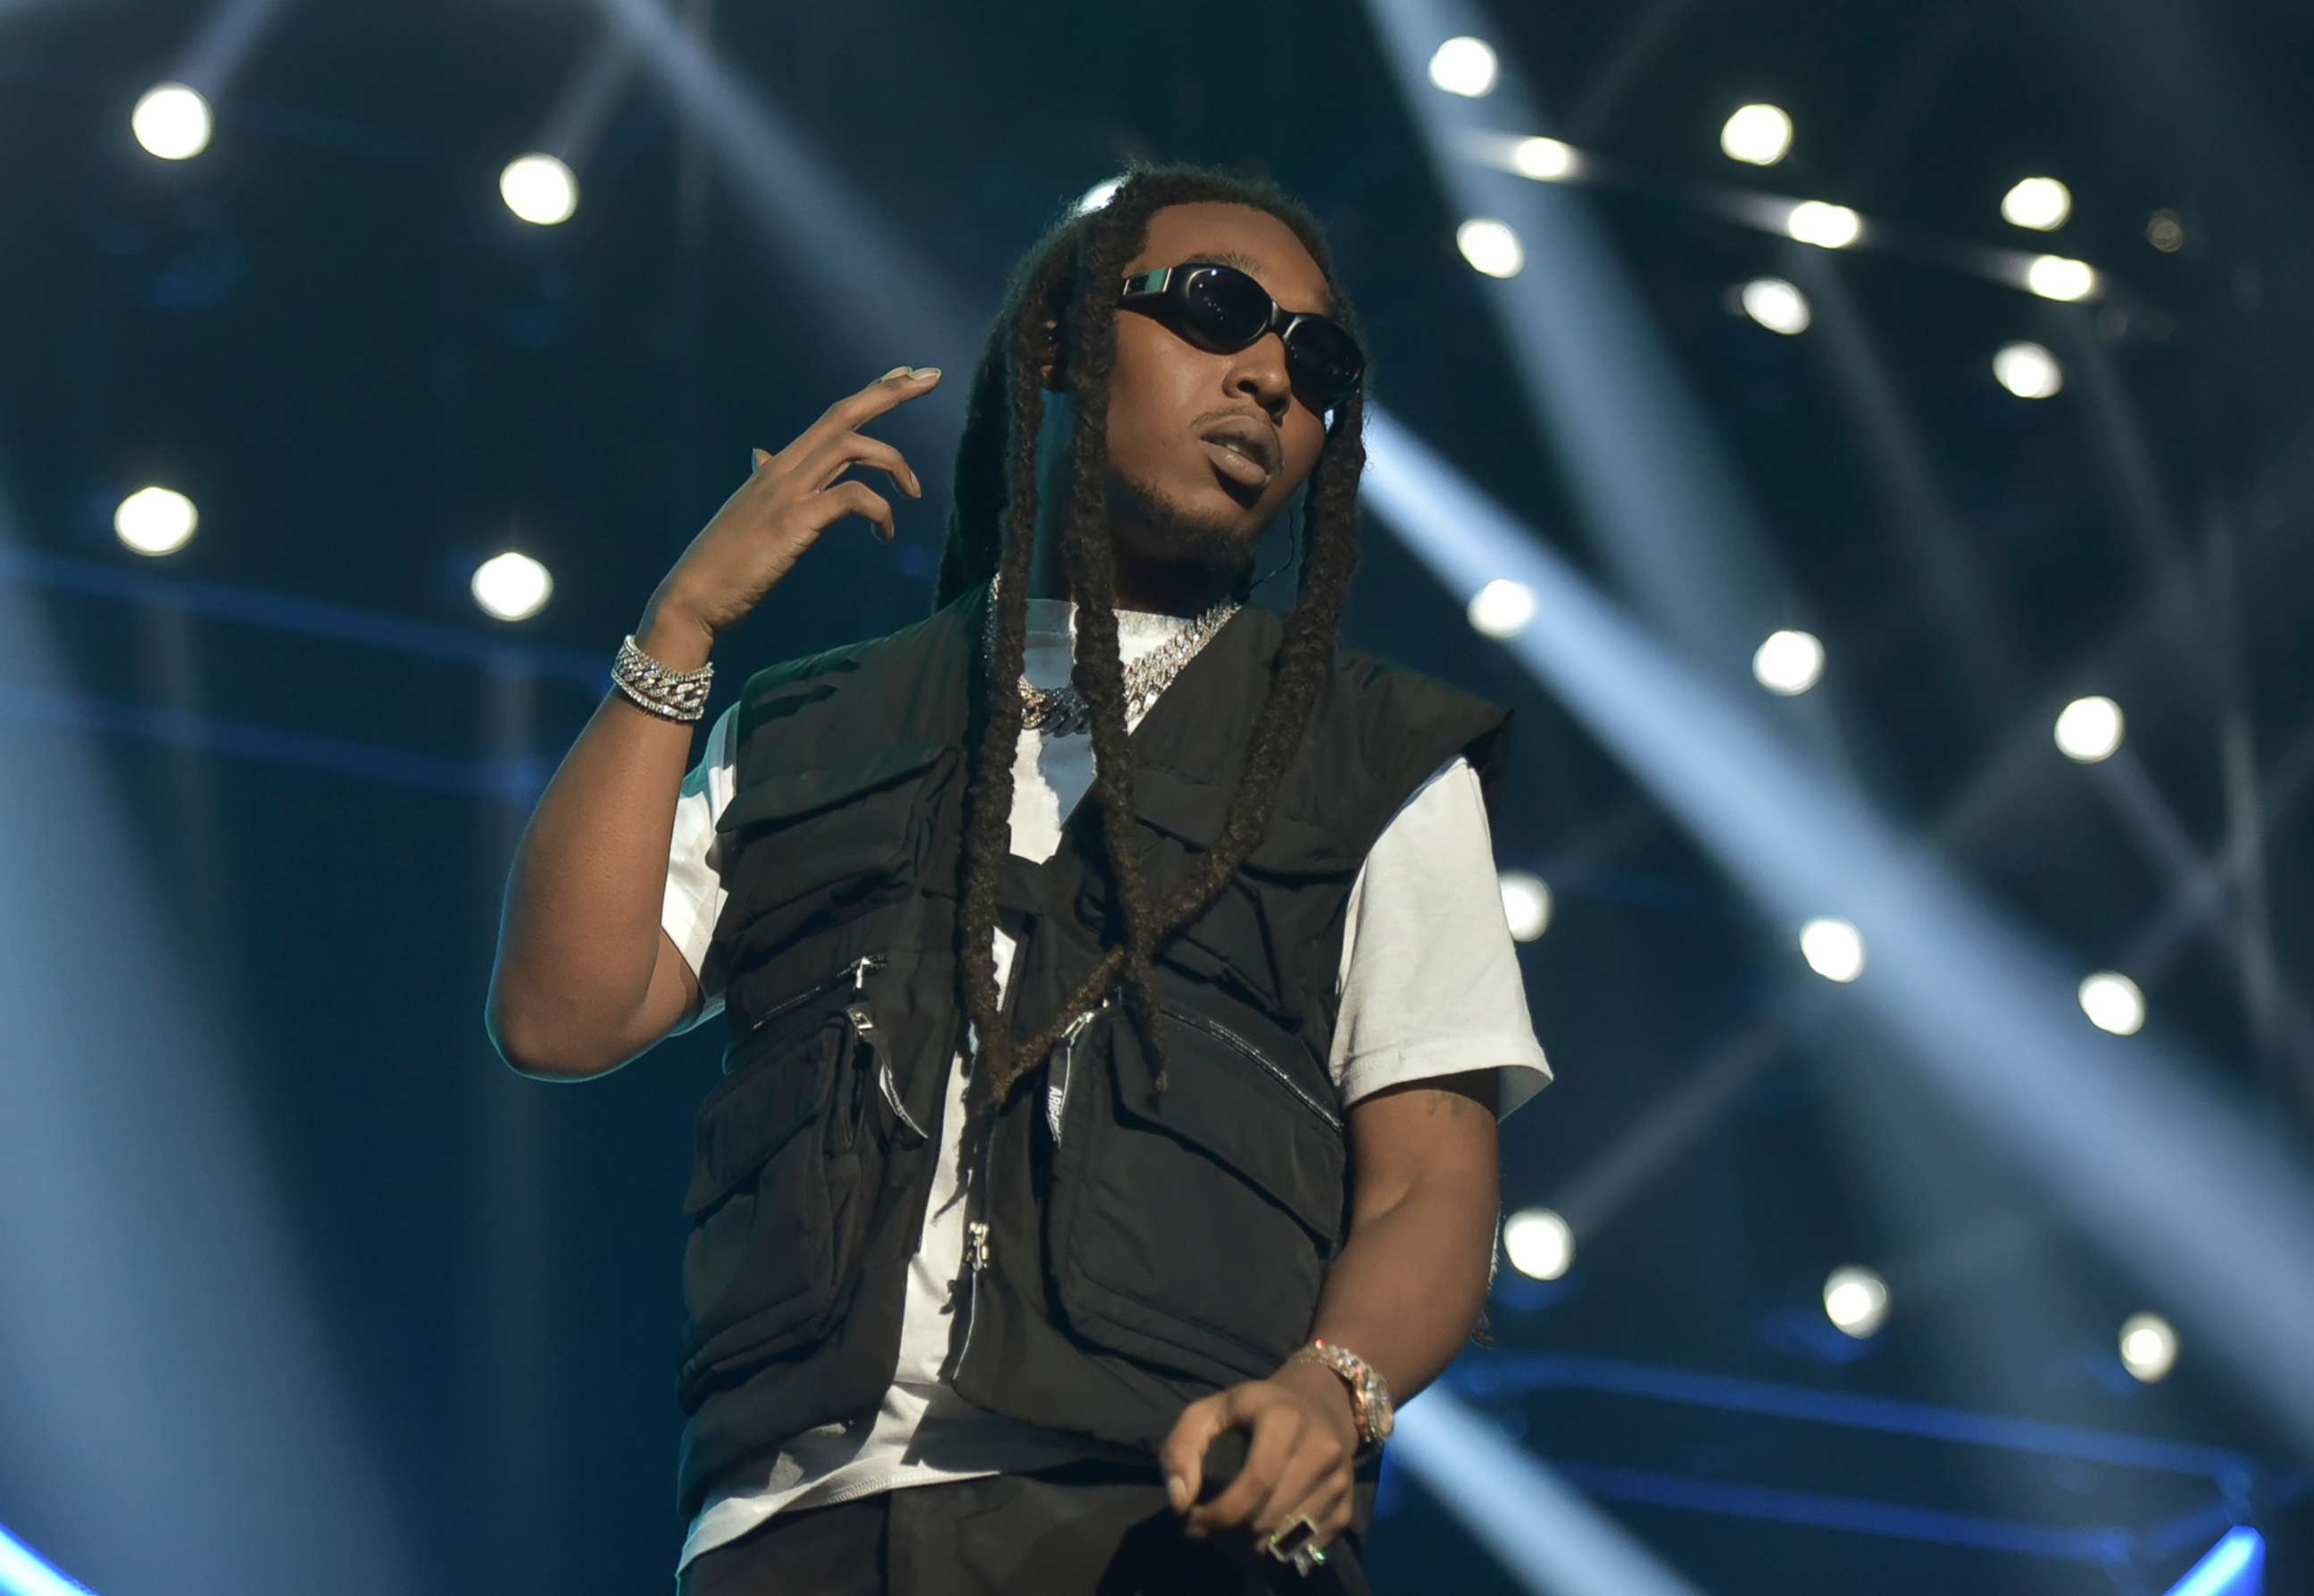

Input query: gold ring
[1261,1510,1320,1561]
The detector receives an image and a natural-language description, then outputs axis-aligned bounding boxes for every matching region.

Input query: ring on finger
[1260,1510,1321,1562]
[1290,1541,1330,1577]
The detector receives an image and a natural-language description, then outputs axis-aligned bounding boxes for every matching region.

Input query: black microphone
[1194,1429,1375,1595]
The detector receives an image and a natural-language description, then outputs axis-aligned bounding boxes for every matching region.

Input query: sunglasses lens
[1286,321,1362,406]
[1180,266,1271,345]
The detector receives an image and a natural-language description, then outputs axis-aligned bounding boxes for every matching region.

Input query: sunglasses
[1116,262,1365,411]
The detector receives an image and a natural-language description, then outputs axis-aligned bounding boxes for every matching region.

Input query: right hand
[647,364,943,642]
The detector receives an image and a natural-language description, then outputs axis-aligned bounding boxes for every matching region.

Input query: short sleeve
[662,701,739,1035]
[1329,755,1552,1120]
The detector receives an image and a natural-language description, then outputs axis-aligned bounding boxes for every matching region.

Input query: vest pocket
[676,1007,871,1409]
[1045,1008,1347,1380]
[715,743,955,960]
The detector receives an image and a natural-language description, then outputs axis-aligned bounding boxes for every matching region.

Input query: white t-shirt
[661,596,1552,1576]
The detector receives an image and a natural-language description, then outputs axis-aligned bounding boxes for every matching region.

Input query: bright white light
[1752,629,1825,695]
[1457,218,1524,278]
[1511,137,1577,181]
[1500,871,1553,942]
[1468,578,1536,638]
[1740,278,1810,335]
[1428,37,1499,98]
[1801,918,1865,983]
[2055,695,2125,761]
[1824,1266,1889,1337]
[1074,176,1123,215]
[1786,201,1861,249]
[472,552,554,621]
[1503,1208,1573,1280]
[500,154,579,226]
[131,82,212,161]
[1720,104,1793,166]
[1993,341,2063,399]
[113,486,199,556]
[2027,254,2097,302]
[2002,177,2073,231]
[2080,972,2146,1036]
[2119,1311,2177,1381]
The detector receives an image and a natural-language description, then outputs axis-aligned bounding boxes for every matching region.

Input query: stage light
[2119,1311,2177,1382]
[2002,176,2073,231]
[1752,629,1824,695]
[2146,210,2185,254]
[2055,694,2124,761]
[1073,176,1123,216]
[114,486,198,555]
[131,82,212,161]
[1467,577,1536,638]
[2027,254,2097,301]
[1500,870,1553,941]
[1428,36,1498,98]
[1824,1266,1889,1336]
[1720,103,1792,166]
[500,154,578,226]
[1786,201,1860,249]
[1740,277,1810,335]
[2080,972,2146,1036]
[471,552,553,621]
[1503,1207,1573,1280]
[1456,218,1524,278]
[1511,136,1577,181]
[1800,918,1865,983]
[1994,341,2063,399]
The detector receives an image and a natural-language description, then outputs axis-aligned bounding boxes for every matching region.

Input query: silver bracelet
[612,633,713,723]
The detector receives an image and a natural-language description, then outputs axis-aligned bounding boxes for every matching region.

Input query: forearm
[1284,1173,1499,1425]
[486,599,713,1074]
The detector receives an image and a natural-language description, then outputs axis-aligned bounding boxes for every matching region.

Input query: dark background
[1,2,2309,1592]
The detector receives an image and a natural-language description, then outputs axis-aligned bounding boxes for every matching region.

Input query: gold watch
[1290,1338,1394,1451]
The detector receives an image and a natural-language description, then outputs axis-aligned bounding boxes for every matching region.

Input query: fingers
[805,364,943,450]
[1158,1395,1227,1511]
[1256,1467,1354,1560]
[1248,1439,1346,1546]
[1185,1398,1303,1541]
[797,430,921,499]
[811,478,895,544]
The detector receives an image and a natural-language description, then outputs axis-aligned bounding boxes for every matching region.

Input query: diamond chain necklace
[983,570,1239,736]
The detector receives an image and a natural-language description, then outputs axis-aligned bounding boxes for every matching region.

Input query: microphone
[1194,1429,1375,1595]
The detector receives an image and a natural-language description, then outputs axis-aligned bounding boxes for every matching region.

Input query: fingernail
[879,365,911,381]
[751,448,769,470]
[1165,1475,1188,1511]
[911,367,941,380]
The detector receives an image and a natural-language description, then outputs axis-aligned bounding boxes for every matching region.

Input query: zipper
[1045,993,1117,1145]
[747,951,888,1033]
[1158,1000,1343,1132]
[953,1115,1000,1376]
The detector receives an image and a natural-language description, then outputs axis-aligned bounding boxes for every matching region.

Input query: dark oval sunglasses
[1117,262,1365,411]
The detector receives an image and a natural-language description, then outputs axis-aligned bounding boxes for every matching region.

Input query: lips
[1198,416,1279,478]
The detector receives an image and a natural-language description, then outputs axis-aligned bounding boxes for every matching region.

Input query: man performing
[487,159,1552,1593]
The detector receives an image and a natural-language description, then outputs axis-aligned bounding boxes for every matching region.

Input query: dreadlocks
[929,159,1371,1123]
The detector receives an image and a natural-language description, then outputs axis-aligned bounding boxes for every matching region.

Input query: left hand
[1158,1362,1361,1556]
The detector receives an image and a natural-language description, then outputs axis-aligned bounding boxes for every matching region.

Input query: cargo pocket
[1045,1002,1346,1380]
[676,1005,875,1409]
[715,743,955,961]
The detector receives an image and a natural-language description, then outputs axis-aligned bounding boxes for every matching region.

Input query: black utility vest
[673,578,1512,1523]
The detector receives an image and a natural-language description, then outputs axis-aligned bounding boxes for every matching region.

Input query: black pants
[676,1459,1336,1595]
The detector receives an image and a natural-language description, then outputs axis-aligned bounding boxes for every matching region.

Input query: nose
[1228,336,1294,425]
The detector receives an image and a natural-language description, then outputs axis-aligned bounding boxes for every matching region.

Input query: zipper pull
[966,1219,991,1270]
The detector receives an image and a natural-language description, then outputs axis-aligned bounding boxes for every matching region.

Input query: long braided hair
[930,160,1371,1121]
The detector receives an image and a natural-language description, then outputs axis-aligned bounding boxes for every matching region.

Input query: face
[1036,201,1337,610]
